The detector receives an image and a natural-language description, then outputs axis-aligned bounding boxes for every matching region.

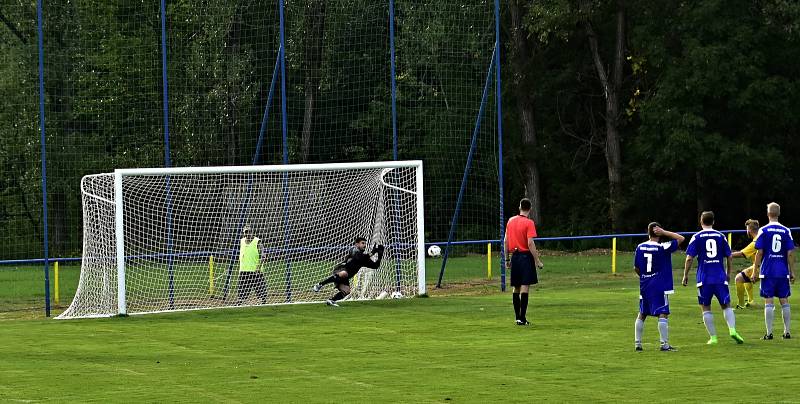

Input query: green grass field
[1,254,799,402]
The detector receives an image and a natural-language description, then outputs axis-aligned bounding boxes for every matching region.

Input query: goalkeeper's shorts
[333,268,359,287]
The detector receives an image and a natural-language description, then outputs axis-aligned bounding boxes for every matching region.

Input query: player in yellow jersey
[732,219,760,309]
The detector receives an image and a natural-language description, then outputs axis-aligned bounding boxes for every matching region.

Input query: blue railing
[3,227,797,267]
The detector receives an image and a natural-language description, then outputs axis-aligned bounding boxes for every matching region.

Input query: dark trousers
[238,271,268,303]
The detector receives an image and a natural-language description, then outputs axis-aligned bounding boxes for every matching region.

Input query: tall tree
[582,0,625,231]
[524,0,629,231]
[508,0,542,223]
[300,0,326,163]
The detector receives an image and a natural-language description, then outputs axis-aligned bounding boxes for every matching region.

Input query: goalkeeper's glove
[371,244,385,254]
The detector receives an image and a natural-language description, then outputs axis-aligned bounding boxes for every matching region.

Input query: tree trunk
[49,190,68,255]
[49,32,75,256]
[301,77,315,163]
[584,0,625,231]
[227,96,239,165]
[508,0,542,223]
[225,8,243,165]
[0,11,28,44]
[696,170,710,213]
[300,0,326,163]
[10,159,42,243]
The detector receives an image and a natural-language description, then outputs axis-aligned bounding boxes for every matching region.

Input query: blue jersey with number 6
[635,240,678,296]
[755,223,795,279]
[686,230,731,286]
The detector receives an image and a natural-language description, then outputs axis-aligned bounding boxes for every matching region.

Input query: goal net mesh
[57,164,420,318]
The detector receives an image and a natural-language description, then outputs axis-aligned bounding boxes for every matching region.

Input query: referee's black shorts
[510,251,538,286]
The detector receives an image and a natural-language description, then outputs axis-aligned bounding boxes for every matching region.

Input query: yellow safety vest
[239,237,260,272]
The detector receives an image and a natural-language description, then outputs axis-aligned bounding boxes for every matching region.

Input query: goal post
[57,161,425,319]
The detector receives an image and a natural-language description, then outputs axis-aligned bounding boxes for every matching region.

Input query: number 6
[772,234,782,253]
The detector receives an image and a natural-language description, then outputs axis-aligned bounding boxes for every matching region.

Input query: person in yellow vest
[238,225,268,305]
[732,219,760,309]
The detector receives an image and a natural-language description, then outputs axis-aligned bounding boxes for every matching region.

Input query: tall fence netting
[0,0,499,313]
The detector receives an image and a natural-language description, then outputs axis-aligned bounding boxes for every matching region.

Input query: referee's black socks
[520,293,529,321]
[513,293,521,321]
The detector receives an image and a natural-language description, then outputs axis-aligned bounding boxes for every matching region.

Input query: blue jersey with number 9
[755,223,795,278]
[686,230,731,285]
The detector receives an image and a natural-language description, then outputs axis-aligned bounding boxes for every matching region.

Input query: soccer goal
[57,161,425,319]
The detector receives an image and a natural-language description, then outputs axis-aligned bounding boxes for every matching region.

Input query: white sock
[703,311,716,337]
[782,304,791,334]
[765,304,775,335]
[723,307,736,330]
[635,317,644,345]
[658,318,669,345]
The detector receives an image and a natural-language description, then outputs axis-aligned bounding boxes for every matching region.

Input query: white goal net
[57,161,425,319]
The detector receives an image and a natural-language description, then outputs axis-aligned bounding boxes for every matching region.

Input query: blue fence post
[279,0,288,164]
[436,49,496,288]
[37,0,51,317]
[253,50,282,166]
[220,49,282,302]
[387,0,404,293]
[390,0,398,160]
[278,0,292,302]
[160,0,175,309]
[494,0,506,292]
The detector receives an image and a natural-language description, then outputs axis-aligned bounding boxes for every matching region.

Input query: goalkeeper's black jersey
[337,247,374,272]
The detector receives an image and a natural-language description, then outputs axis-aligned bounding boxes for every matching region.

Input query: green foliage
[2,0,800,265]
[502,0,800,233]
[627,0,800,229]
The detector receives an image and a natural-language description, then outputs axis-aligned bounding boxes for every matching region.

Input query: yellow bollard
[209,255,215,295]
[487,243,492,280]
[612,237,617,274]
[54,261,60,306]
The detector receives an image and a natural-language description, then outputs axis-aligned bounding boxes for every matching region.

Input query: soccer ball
[427,244,442,257]
[391,291,403,299]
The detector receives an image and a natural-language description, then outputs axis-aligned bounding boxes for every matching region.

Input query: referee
[505,198,544,325]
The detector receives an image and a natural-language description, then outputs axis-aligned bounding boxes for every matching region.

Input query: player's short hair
[745,219,759,233]
[354,237,367,244]
[700,211,714,226]
[647,222,661,238]
[767,202,780,217]
[519,198,532,212]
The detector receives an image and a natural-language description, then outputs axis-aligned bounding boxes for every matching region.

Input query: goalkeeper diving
[312,237,385,306]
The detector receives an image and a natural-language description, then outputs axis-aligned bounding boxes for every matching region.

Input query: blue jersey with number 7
[755,223,795,278]
[634,240,679,296]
